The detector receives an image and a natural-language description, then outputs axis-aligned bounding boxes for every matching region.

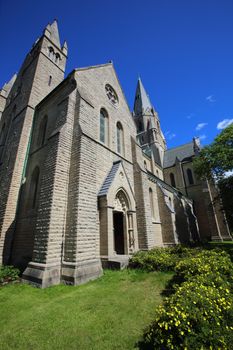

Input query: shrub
[143,279,233,349]
[129,246,201,272]
[0,265,20,284]
[175,249,233,285]
[136,247,233,349]
[129,249,177,271]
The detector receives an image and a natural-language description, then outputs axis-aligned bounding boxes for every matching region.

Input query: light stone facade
[0,21,231,287]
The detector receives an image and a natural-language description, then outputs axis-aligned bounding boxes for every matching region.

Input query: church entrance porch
[98,161,138,269]
[99,188,138,269]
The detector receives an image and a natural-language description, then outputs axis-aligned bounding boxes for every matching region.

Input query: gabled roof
[133,78,153,116]
[98,161,121,197]
[163,141,195,168]
[147,170,192,202]
[98,160,135,209]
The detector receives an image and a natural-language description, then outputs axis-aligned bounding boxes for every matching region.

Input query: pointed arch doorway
[113,190,130,255]
[113,211,125,254]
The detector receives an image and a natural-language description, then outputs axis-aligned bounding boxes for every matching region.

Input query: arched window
[48,75,52,86]
[48,46,54,59]
[187,168,194,185]
[30,166,40,209]
[116,121,124,155]
[100,109,109,144]
[37,116,48,148]
[170,173,176,187]
[168,197,173,210]
[55,53,61,64]
[144,160,147,169]
[149,188,155,220]
[0,123,6,145]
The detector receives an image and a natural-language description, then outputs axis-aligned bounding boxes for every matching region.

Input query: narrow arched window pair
[37,116,48,148]
[48,47,61,65]
[99,110,124,155]
[30,166,40,209]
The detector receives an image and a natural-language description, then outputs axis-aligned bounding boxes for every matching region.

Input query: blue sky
[1,0,233,148]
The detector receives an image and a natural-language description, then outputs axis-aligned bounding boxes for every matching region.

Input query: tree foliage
[218,175,233,232]
[193,124,233,180]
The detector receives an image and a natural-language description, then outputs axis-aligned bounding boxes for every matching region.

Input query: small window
[170,173,176,187]
[48,75,52,86]
[149,188,155,220]
[168,197,173,210]
[144,160,147,169]
[187,168,194,185]
[116,121,124,155]
[30,166,40,209]
[37,116,48,148]
[156,170,159,176]
[100,109,108,145]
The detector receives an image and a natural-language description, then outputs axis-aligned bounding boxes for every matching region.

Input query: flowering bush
[129,246,201,272]
[135,247,233,349]
[143,279,233,349]
[175,249,233,284]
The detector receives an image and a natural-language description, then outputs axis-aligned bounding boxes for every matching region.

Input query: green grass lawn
[0,269,172,350]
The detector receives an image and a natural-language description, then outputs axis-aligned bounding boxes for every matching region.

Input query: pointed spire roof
[50,19,61,48]
[1,73,17,97]
[44,19,61,48]
[133,78,153,116]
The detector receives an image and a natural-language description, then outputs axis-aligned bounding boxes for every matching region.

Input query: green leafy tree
[193,124,233,180]
[218,175,233,231]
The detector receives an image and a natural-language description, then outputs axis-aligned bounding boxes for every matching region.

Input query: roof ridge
[166,141,193,152]
[75,62,112,72]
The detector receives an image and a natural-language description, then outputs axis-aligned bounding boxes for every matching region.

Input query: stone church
[0,20,231,287]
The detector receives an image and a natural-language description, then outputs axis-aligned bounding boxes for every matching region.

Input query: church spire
[133,78,153,116]
[44,19,61,48]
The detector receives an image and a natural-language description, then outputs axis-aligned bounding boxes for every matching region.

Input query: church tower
[0,20,68,264]
[133,78,166,166]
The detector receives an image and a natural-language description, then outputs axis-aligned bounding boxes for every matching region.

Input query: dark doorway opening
[113,211,125,254]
